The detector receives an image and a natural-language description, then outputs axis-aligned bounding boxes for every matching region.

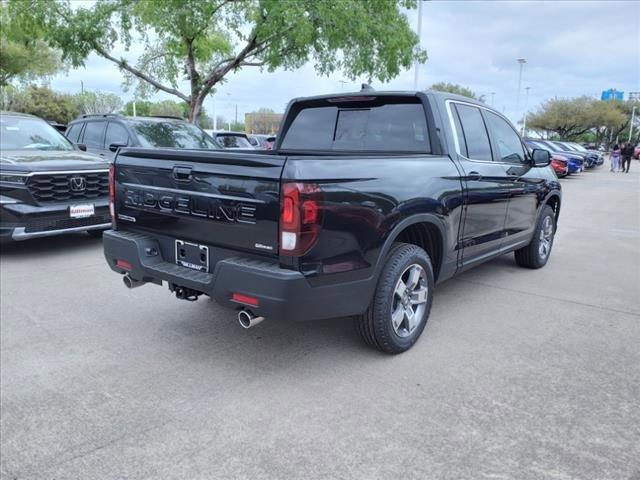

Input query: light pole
[522,86,530,136]
[629,105,637,143]
[412,0,424,90]
[213,94,217,130]
[490,92,495,106]
[515,58,526,125]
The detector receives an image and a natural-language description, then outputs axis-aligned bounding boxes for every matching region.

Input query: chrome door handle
[468,171,482,181]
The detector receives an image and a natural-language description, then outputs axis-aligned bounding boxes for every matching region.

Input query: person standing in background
[620,142,634,173]
[610,144,621,172]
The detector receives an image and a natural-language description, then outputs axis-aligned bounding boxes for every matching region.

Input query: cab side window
[82,121,106,149]
[454,104,492,161]
[485,111,526,164]
[65,123,83,143]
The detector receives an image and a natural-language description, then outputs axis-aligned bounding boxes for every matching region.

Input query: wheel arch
[376,214,447,282]
[543,191,562,225]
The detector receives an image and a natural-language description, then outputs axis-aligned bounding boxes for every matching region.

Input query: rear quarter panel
[283,154,464,285]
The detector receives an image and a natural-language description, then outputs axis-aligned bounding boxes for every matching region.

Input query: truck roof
[289,89,487,108]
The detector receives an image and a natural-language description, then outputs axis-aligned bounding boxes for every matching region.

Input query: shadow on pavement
[0,232,103,258]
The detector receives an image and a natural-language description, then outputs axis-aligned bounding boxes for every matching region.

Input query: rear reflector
[116,259,132,271]
[231,293,259,307]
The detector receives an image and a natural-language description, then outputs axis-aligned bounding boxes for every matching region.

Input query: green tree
[230,121,245,132]
[122,100,153,116]
[73,91,123,114]
[429,82,484,101]
[199,111,213,129]
[12,0,425,122]
[527,97,627,141]
[150,99,187,118]
[0,3,63,85]
[6,85,77,123]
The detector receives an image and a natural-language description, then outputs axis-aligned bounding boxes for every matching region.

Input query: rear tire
[355,243,434,354]
[514,205,555,269]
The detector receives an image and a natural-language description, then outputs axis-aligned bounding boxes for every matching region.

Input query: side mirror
[75,143,87,152]
[531,148,551,167]
[109,142,127,153]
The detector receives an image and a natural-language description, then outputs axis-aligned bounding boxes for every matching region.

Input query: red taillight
[231,293,259,307]
[279,182,322,256]
[108,163,116,226]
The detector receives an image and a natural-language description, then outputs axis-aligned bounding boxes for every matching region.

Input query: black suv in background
[65,115,219,160]
[1,112,110,241]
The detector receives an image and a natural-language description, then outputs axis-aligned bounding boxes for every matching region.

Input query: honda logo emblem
[69,176,86,192]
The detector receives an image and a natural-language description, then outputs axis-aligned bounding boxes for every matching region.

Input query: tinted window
[215,134,253,148]
[528,140,551,152]
[281,102,430,152]
[541,141,561,152]
[65,123,83,143]
[131,120,218,149]
[451,106,467,157]
[82,121,106,148]
[485,111,526,163]
[454,104,492,161]
[105,122,129,146]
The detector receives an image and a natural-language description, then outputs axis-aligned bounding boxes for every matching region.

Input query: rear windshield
[131,120,218,149]
[280,99,430,152]
[215,134,253,149]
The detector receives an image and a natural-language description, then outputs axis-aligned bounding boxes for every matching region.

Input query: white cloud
[48,0,640,124]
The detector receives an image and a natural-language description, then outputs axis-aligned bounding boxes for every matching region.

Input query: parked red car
[550,155,569,177]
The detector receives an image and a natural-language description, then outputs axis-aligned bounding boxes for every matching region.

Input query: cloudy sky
[49,0,640,125]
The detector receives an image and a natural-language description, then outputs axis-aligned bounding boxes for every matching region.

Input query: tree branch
[93,45,190,102]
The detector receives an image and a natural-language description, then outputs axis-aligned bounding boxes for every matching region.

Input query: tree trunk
[188,98,202,125]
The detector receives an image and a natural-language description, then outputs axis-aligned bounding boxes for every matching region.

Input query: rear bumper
[103,229,374,322]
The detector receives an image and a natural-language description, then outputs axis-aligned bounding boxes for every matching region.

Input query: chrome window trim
[445,99,528,166]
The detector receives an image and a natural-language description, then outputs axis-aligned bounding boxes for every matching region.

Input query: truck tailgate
[113,148,284,255]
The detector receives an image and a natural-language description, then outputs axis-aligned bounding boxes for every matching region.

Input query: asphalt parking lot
[1,165,639,480]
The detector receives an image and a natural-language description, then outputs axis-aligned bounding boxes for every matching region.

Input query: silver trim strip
[0,170,109,177]
[11,223,111,241]
[121,182,265,204]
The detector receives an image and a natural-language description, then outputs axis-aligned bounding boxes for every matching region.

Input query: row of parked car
[0,111,281,242]
[0,106,608,244]
[524,138,605,177]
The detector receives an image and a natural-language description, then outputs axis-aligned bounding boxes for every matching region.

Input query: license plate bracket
[175,240,209,272]
[69,204,95,219]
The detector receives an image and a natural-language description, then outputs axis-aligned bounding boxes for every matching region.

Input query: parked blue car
[555,141,604,167]
[525,140,584,174]
[542,140,595,168]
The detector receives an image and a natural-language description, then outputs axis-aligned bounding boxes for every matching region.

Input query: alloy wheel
[391,264,428,338]
[538,216,554,260]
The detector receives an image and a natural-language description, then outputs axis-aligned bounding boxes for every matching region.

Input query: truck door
[483,110,540,249]
[449,102,510,267]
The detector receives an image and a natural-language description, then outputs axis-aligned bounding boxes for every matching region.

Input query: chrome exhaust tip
[238,310,265,329]
[123,275,145,289]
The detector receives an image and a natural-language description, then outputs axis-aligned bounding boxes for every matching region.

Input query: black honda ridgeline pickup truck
[104,90,561,353]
